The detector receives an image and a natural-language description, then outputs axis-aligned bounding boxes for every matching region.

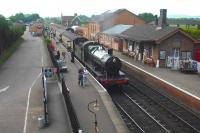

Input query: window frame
[181,51,192,60]
[159,50,166,60]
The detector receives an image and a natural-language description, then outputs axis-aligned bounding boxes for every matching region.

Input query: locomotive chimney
[108,48,113,55]
[159,9,167,27]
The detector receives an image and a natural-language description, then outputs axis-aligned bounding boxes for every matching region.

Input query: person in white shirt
[83,67,88,87]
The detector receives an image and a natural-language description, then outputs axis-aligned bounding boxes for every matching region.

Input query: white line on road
[42,55,44,66]
[0,86,9,93]
[23,72,41,133]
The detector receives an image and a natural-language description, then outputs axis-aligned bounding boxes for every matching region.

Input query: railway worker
[83,67,89,87]
[78,67,84,87]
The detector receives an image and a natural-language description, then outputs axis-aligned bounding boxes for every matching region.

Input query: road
[0,28,45,133]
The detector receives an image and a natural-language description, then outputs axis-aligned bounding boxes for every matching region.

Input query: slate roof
[62,30,83,40]
[101,24,133,35]
[53,26,82,40]
[120,25,179,42]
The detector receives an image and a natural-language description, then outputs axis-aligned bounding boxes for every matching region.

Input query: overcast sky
[0,0,199,18]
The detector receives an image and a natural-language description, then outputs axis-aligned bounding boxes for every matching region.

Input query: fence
[61,78,81,133]
[42,74,49,126]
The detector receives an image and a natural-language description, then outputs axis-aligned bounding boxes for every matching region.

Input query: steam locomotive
[71,39,129,87]
[52,26,129,87]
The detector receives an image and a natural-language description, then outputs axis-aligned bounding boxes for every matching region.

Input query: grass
[170,24,199,30]
[0,38,24,65]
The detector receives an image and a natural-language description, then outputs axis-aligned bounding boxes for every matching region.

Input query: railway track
[110,90,170,133]
[126,76,200,132]
[109,74,200,132]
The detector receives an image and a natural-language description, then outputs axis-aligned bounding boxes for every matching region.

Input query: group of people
[78,67,88,87]
[55,49,89,87]
[55,50,66,61]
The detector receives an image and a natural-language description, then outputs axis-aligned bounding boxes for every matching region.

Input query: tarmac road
[0,28,44,133]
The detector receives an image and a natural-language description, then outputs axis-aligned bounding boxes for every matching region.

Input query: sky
[0,0,199,18]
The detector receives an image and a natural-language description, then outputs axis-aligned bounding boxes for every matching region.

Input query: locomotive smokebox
[105,57,121,76]
[108,48,113,55]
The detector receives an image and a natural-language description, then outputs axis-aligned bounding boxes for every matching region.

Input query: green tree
[9,13,25,22]
[0,15,9,52]
[0,14,25,54]
[138,13,156,23]
[24,14,40,23]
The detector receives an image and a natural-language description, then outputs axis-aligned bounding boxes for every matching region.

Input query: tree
[9,13,25,22]
[24,14,40,23]
[138,13,156,23]
[0,15,9,52]
[9,13,40,23]
[0,14,25,54]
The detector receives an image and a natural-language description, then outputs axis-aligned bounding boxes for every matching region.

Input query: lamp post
[88,99,99,133]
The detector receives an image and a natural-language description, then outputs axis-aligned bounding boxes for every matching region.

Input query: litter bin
[38,116,44,128]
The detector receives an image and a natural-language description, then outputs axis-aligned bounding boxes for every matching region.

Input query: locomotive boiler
[85,44,122,76]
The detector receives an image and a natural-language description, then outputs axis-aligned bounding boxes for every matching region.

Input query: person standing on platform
[78,67,83,87]
[71,51,75,63]
[56,50,60,60]
[62,51,66,61]
[83,67,88,87]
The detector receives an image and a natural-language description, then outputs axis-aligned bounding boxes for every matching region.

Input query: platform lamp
[88,99,100,133]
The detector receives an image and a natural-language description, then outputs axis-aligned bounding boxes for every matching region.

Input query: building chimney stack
[155,15,158,25]
[74,13,77,17]
[159,9,167,27]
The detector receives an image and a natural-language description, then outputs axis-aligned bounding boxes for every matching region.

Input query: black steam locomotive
[72,40,129,87]
[54,28,128,87]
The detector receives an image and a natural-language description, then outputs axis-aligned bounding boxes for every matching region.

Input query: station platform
[26,40,73,133]
[113,50,200,113]
[57,44,129,133]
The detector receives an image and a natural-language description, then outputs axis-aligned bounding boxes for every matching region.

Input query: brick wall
[158,32,194,67]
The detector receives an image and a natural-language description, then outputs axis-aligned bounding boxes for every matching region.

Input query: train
[53,26,129,87]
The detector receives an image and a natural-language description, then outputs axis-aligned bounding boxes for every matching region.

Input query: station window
[160,50,166,60]
[181,51,191,60]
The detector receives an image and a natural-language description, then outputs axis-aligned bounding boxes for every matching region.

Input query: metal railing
[61,78,81,133]
[42,73,49,126]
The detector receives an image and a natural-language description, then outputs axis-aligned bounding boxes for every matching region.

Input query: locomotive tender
[55,28,128,86]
